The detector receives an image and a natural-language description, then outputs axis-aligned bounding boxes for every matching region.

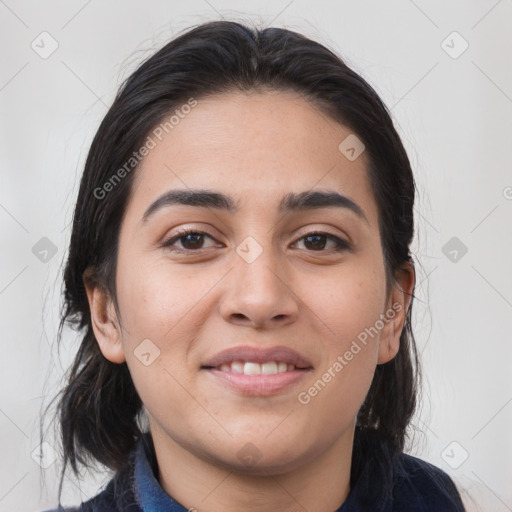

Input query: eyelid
[293,224,349,241]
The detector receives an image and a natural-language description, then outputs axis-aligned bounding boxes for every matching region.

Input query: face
[87,90,412,475]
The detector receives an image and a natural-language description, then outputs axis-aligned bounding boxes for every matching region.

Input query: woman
[43,19,466,511]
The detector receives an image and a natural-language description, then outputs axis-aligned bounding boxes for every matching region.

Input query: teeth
[231,361,244,374]
[278,362,288,373]
[217,361,298,374]
[261,362,278,375]
[244,362,261,375]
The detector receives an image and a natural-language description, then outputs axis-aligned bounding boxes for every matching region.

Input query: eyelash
[161,228,350,254]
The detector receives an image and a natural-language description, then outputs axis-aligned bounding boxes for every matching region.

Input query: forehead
[126,90,378,226]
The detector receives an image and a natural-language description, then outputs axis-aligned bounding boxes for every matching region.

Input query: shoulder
[391,453,466,511]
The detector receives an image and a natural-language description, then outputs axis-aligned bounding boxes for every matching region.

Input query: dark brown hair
[43,19,421,503]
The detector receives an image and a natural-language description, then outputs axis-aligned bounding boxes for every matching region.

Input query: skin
[85,90,414,512]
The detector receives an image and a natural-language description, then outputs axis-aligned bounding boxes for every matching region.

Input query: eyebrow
[140,188,369,225]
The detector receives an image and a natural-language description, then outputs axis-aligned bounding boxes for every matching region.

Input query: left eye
[162,230,349,253]
[293,232,349,252]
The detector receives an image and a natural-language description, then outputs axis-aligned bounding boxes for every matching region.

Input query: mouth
[200,345,313,396]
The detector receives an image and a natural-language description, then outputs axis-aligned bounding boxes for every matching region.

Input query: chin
[199,433,312,476]
[213,448,307,476]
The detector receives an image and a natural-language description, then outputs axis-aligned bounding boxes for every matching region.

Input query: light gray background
[1,1,511,511]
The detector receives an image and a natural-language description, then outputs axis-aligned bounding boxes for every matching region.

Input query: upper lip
[201,345,313,369]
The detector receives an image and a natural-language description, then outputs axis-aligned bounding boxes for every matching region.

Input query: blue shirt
[44,432,465,511]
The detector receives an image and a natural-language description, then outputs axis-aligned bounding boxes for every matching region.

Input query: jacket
[43,431,466,511]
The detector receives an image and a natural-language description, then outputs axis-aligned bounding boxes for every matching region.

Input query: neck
[149,423,354,512]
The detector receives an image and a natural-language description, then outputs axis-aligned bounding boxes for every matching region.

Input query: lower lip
[203,368,310,396]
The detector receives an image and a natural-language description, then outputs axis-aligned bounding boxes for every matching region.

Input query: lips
[201,345,313,370]
[201,345,313,396]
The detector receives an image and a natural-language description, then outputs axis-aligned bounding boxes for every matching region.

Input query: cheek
[115,259,201,428]
[314,258,387,350]
[296,286,384,437]
[116,257,202,341]
[115,257,213,402]
[297,259,386,416]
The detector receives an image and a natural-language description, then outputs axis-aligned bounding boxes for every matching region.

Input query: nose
[218,242,300,330]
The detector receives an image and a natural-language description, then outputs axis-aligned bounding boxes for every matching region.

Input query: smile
[216,361,298,375]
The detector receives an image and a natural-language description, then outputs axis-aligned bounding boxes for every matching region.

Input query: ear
[83,269,126,364]
[377,262,415,365]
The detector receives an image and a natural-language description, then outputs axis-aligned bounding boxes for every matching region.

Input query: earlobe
[83,272,126,364]
[377,263,415,365]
